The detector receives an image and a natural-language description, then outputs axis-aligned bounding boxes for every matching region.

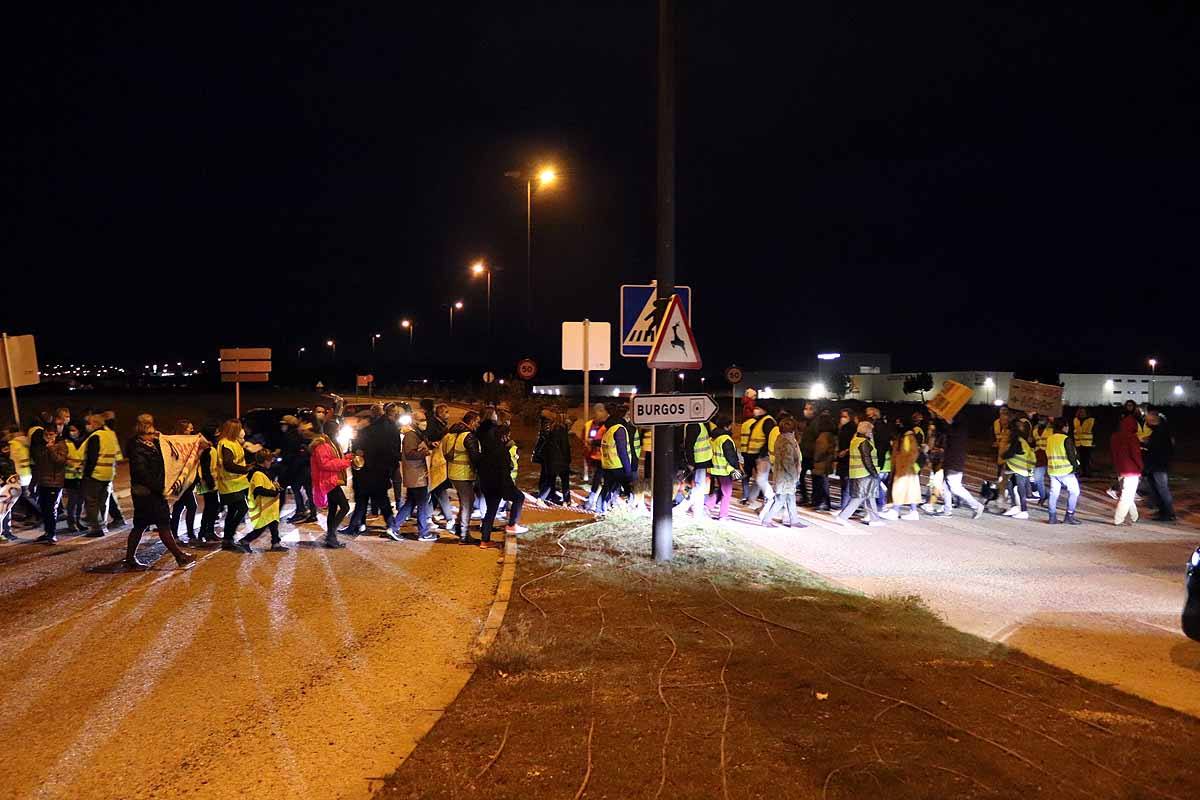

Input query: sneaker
[323,537,346,549]
[504,524,528,534]
[1064,513,1082,526]
[268,543,289,552]
[971,507,986,520]
[1105,488,1119,501]
[1048,514,1060,525]
[471,509,484,520]
[920,503,935,514]
[221,541,251,554]
[866,520,887,527]
[124,558,150,571]
[1002,505,1019,517]
[879,509,899,521]
[35,534,58,544]
[418,532,438,542]
[382,528,404,542]
[1012,511,1029,520]
[900,512,919,522]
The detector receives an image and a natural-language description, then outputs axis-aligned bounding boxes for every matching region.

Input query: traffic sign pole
[652,0,675,563]
[582,319,590,484]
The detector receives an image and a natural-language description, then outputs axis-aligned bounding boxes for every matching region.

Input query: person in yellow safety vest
[195,434,223,543]
[62,422,87,532]
[598,405,637,512]
[992,405,1011,503]
[100,411,127,529]
[1001,418,1035,519]
[3,425,42,529]
[744,406,776,506]
[1,434,23,540]
[582,403,609,512]
[738,415,757,502]
[214,418,254,553]
[682,419,714,518]
[864,407,895,511]
[442,410,482,541]
[703,415,744,521]
[236,448,286,551]
[759,417,802,527]
[1030,414,1054,507]
[1046,419,1082,525]
[81,413,121,537]
[1071,407,1094,478]
[835,421,887,526]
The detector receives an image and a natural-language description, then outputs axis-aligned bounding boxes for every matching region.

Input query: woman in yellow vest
[441,410,482,541]
[834,421,886,526]
[62,422,87,532]
[236,449,286,551]
[1001,418,1035,519]
[214,419,253,553]
[1072,407,1094,477]
[81,413,120,537]
[744,407,776,506]
[1046,419,1082,525]
[682,420,714,518]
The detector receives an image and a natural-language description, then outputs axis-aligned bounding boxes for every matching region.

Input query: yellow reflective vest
[739,419,755,453]
[767,426,781,466]
[1034,424,1052,454]
[247,469,280,528]
[1046,433,1073,477]
[65,440,84,480]
[848,435,875,479]
[9,437,32,485]
[747,415,775,454]
[83,428,119,482]
[993,418,1010,464]
[600,423,633,470]
[689,422,713,464]
[1072,417,1094,448]
[442,431,477,481]
[710,433,735,476]
[1006,437,1035,477]
[1136,419,1151,443]
[215,439,250,494]
[509,443,519,482]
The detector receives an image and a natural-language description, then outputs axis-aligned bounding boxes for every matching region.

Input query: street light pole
[526,177,533,333]
[449,300,463,337]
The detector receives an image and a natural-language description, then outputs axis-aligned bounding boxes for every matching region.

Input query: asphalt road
[0,468,502,800]
[716,454,1200,718]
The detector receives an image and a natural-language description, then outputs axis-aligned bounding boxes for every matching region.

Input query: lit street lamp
[371,333,381,354]
[1149,358,1158,403]
[326,339,336,360]
[449,300,464,336]
[297,346,306,360]
[505,164,558,333]
[401,318,414,348]
[471,261,492,336]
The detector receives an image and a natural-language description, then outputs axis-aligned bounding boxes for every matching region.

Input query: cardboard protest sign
[1007,379,1064,418]
[927,380,974,421]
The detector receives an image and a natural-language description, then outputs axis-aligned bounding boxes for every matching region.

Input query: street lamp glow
[537,167,557,186]
[984,376,995,388]
[326,340,334,347]
[1148,358,1158,371]
[471,261,486,275]
[400,319,411,329]
[817,353,841,360]
[454,300,463,310]
[1174,385,1184,396]
[1104,379,1115,391]
[374,333,381,339]
[810,382,826,397]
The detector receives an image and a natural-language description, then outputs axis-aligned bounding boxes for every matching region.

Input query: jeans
[753,459,775,504]
[585,462,604,510]
[687,467,709,516]
[429,480,456,522]
[1114,475,1140,524]
[1007,472,1029,512]
[797,456,812,502]
[38,485,62,537]
[219,490,248,543]
[1049,473,1080,516]
[82,477,112,533]
[451,480,476,536]
[1148,472,1175,518]
[759,480,798,525]
[348,479,395,532]
[942,471,983,514]
[875,471,890,508]
[1031,465,1047,500]
[395,485,432,536]
[838,485,882,524]
[482,484,524,542]
[741,454,756,500]
[705,475,735,519]
[64,479,84,526]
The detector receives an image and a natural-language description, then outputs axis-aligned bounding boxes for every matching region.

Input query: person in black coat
[535,411,573,505]
[1144,410,1176,521]
[477,421,525,547]
[280,415,317,523]
[126,414,194,570]
[932,411,985,518]
[341,410,399,534]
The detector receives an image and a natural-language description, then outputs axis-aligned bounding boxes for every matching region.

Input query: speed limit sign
[516,358,538,380]
[482,371,496,384]
[724,366,743,385]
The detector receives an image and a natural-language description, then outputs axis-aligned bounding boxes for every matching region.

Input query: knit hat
[281,415,300,426]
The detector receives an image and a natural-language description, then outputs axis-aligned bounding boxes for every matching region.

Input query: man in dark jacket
[280,415,317,523]
[535,412,572,505]
[32,427,67,543]
[933,411,985,519]
[1144,410,1176,521]
[341,411,399,534]
[796,402,817,505]
[476,421,525,547]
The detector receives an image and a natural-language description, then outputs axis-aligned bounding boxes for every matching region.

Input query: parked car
[1185,546,1200,642]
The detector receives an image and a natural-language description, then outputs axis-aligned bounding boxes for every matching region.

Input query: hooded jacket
[1109,416,1144,477]
[309,434,353,508]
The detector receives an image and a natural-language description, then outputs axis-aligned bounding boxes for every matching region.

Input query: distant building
[1059,373,1197,407]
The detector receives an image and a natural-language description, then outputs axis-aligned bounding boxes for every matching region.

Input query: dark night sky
[5,1,1199,383]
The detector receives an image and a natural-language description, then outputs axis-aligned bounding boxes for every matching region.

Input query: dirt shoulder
[378,514,1199,800]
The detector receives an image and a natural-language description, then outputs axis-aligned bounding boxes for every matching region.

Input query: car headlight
[337,424,354,452]
[1191,548,1200,570]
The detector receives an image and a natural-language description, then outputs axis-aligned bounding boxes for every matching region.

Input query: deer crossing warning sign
[619,284,692,357]
[646,294,702,370]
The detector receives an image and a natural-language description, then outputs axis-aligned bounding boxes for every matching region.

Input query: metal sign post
[562,321,611,484]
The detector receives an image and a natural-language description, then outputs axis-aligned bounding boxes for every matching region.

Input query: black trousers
[481,483,523,542]
[219,490,248,543]
[38,485,62,536]
[171,481,197,537]
[1077,446,1092,477]
[199,492,222,537]
[326,486,350,539]
[348,477,395,531]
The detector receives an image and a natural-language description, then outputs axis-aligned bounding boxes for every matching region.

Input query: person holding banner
[125,415,195,570]
[931,410,986,519]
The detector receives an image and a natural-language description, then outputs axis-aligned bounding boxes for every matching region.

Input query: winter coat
[836,422,855,478]
[477,421,516,492]
[397,429,430,489]
[310,435,353,508]
[812,432,837,477]
[1109,416,1144,478]
[891,431,923,506]
[127,436,165,497]
[799,416,819,459]
[1144,421,1174,473]
[280,428,309,484]
[941,417,970,473]
[32,440,68,489]
[355,416,401,490]
[541,427,572,473]
[772,432,801,486]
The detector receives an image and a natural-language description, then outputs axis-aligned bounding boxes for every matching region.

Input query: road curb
[473,529,518,657]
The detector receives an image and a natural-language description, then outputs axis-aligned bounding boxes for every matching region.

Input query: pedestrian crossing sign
[619,283,692,357]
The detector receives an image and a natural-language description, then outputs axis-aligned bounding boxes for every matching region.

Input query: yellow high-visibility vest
[509,443,519,482]
[1034,424,1052,453]
[9,437,32,485]
[215,439,250,494]
[442,432,476,481]
[710,434,735,476]
[767,426,781,466]
[1007,437,1035,477]
[247,470,280,528]
[848,435,875,479]
[1072,417,1094,448]
[27,425,44,441]
[690,422,713,464]
[739,419,755,452]
[83,428,119,482]
[1046,433,1073,477]
[641,428,652,457]
[1136,419,1151,443]
[601,423,633,470]
[65,440,84,480]
[747,415,775,454]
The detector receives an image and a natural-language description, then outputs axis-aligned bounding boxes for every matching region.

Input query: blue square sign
[620,284,692,357]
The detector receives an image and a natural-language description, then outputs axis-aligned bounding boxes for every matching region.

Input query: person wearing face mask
[423,403,457,528]
[390,410,437,542]
[166,419,202,544]
[312,405,341,442]
[810,412,838,511]
[441,410,483,542]
[280,415,318,524]
[81,413,121,537]
[61,422,87,532]
[834,421,887,527]
[125,414,195,570]
[214,419,253,553]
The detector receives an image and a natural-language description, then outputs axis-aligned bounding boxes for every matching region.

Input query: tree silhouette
[903,372,934,401]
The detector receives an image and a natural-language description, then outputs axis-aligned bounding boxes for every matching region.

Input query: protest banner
[1007,379,1064,418]
[927,379,974,421]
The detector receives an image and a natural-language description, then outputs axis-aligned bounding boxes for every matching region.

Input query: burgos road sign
[620,284,691,357]
[631,393,718,426]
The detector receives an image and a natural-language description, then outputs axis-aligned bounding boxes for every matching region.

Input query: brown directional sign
[219,347,272,361]
[219,360,271,373]
[221,373,270,383]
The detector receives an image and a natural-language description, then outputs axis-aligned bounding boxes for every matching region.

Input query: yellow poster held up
[429,443,448,489]
[927,380,974,421]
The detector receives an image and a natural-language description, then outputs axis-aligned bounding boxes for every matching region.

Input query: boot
[1047,513,1059,525]
[1064,513,1082,526]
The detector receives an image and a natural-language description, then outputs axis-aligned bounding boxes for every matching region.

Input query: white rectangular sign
[561,321,611,371]
[631,393,718,426]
